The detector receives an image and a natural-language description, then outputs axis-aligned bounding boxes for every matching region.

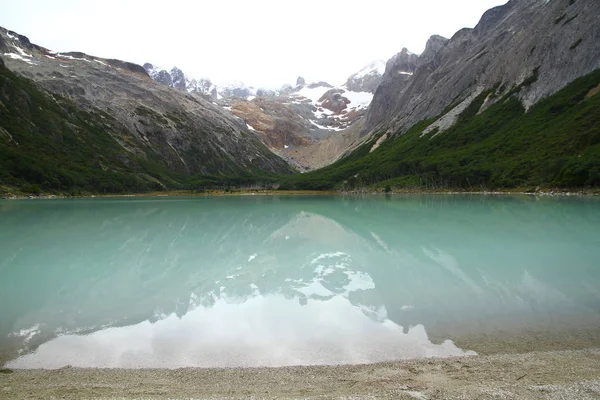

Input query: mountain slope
[143,62,387,171]
[282,68,600,190]
[280,0,600,190]
[364,0,600,137]
[344,60,386,93]
[0,61,167,193]
[0,27,293,193]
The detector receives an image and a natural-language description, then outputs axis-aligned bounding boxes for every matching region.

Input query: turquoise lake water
[1,195,599,368]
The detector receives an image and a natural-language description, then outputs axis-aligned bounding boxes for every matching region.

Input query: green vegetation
[0,63,281,195]
[1,60,599,196]
[280,69,600,191]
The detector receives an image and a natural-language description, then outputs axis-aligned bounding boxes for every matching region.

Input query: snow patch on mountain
[288,81,374,131]
[292,85,331,104]
[142,60,389,133]
[353,60,386,79]
[143,63,218,98]
[3,52,37,65]
[340,90,373,109]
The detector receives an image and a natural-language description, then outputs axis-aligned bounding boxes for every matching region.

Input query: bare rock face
[308,81,333,89]
[344,61,386,93]
[363,0,600,138]
[170,67,186,91]
[143,63,218,99]
[416,36,447,70]
[319,89,350,114]
[296,76,306,86]
[220,86,252,99]
[345,73,381,93]
[384,48,419,77]
[364,48,418,133]
[0,26,292,176]
[154,69,173,86]
[186,77,216,98]
[230,98,313,150]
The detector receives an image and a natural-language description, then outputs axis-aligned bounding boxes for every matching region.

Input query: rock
[0,27,293,177]
[364,48,418,132]
[344,61,386,93]
[170,67,186,91]
[296,76,306,86]
[154,69,173,86]
[307,81,333,89]
[363,0,600,138]
[417,36,448,70]
[104,59,148,76]
[319,89,350,114]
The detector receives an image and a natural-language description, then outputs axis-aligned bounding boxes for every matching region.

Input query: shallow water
[1,195,599,368]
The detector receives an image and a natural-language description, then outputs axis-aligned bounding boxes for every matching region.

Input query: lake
[1,195,599,368]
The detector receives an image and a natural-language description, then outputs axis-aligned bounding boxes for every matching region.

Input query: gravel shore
[2,348,599,399]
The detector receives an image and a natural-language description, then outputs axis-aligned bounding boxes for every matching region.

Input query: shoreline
[1,187,599,200]
[2,348,599,399]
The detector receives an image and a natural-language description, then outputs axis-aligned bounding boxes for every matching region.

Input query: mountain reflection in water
[1,195,599,368]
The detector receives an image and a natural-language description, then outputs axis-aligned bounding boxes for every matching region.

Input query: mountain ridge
[140,61,387,171]
[278,0,600,190]
[0,26,293,194]
[362,0,600,139]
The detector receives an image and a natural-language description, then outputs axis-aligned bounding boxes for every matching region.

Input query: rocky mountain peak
[143,63,218,98]
[417,35,449,69]
[156,70,173,86]
[473,0,516,37]
[296,76,306,86]
[384,49,418,79]
[345,60,386,93]
[170,67,186,91]
[365,0,600,139]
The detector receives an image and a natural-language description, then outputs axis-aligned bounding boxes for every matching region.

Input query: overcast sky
[1,0,506,88]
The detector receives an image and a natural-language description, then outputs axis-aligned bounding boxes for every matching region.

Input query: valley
[0,0,599,196]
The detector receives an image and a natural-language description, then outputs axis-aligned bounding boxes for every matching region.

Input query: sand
[1,348,599,399]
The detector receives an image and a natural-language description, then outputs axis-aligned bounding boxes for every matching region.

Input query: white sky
[0,0,506,88]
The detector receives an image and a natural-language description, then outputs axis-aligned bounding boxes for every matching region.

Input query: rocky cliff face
[344,61,386,93]
[364,49,418,133]
[0,27,293,179]
[143,63,219,99]
[364,0,600,138]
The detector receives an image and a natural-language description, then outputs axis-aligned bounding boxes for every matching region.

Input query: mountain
[143,64,261,100]
[344,60,386,93]
[143,62,387,171]
[3,0,598,194]
[143,63,219,99]
[281,0,600,190]
[0,27,293,194]
[364,0,600,137]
